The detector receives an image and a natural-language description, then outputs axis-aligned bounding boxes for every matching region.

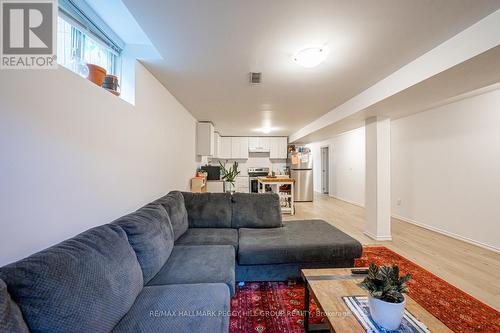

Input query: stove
[248,167,269,193]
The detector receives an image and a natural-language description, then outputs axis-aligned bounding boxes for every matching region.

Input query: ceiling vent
[249,72,262,84]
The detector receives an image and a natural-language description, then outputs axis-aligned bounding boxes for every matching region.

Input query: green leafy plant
[360,263,412,303]
[219,161,240,185]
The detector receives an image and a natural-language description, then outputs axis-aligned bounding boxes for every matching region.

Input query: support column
[364,117,392,241]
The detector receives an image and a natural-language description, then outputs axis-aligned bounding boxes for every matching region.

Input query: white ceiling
[294,46,500,143]
[122,0,500,136]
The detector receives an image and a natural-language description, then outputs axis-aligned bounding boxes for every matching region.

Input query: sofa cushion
[231,193,282,228]
[238,220,363,265]
[147,245,236,295]
[154,191,189,241]
[112,284,230,333]
[113,203,174,284]
[181,192,232,228]
[175,228,238,250]
[0,279,29,333]
[0,225,143,333]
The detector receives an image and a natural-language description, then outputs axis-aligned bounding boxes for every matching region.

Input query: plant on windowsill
[86,63,107,86]
[219,161,240,193]
[360,263,412,331]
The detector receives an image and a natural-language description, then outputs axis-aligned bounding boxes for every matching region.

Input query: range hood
[249,147,270,153]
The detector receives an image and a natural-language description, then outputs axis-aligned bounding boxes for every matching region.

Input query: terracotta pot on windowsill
[86,63,107,86]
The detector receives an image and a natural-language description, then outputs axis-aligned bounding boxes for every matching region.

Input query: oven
[247,167,269,193]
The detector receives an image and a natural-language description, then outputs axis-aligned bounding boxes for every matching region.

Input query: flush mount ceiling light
[255,125,278,134]
[260,127,272,134]
[293,47,328,68]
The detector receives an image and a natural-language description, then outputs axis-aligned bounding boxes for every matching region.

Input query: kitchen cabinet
[206,180,224,193]
[230,137,249,159]
[216,136,249,159]
[248,137,270,152]
[214,132,221,158]
[235,176,249,193]
[270,137,288,159]
[219,137,232,159]
[196,122,214,156]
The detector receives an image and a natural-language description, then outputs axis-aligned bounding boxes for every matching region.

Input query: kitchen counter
[257,177,295,215]
[257,176,295,183]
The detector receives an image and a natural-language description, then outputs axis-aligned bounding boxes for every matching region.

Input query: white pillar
[364,117,392,241]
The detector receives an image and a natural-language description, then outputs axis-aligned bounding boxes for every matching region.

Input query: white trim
[364,230,392,241]
[392,214,500,254]
[329,194,364,208]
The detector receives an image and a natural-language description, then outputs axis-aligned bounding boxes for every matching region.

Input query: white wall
[0,62,198,265]
[391,88,500,251]
[306,87,500,252]
[308,127,365,206]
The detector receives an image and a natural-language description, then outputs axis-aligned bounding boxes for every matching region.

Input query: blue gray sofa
[0,191,362,333]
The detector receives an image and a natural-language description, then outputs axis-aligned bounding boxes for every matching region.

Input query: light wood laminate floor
[284,193,500,310]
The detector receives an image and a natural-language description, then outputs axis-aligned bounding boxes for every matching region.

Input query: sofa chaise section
[237,219,363,281]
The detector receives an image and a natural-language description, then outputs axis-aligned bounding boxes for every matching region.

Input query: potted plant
[360,263,412,331]
[219,161,240,193]
[86,63,107,86]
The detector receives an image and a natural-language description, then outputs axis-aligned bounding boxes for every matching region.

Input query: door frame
[320,145,330,194]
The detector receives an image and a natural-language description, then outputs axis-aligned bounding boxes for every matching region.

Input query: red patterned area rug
[229,246,500,333]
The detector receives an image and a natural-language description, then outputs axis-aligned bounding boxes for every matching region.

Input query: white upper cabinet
[248,137,270,152]
[196,122,214,156]
[270,137,288,159]
[218,137,249,159]
[214,132,221,158]
[215,136,287,159]
[219,136,232,159]
[231,137,249,159]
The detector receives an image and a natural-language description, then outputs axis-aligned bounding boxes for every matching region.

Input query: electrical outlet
[397,199,402,206]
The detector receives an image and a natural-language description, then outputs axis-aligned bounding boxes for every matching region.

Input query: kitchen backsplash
[208,153,287,176]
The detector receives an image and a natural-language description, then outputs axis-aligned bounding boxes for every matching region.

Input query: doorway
[321,146,329,194]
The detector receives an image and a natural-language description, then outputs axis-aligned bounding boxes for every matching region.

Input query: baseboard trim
[364,231,392,241]
[329,195,364,208]
[392,214,500,254]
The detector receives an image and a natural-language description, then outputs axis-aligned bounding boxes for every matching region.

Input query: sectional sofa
[0,191,362,333]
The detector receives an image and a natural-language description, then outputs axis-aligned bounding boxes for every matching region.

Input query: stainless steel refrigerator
[289,150,314,202]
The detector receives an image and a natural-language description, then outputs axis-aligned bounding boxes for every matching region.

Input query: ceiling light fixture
[260,127,272,134]
[294,47,328,68]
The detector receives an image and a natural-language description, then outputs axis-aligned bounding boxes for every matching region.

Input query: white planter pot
[225,182,235,193]
[368,295,406,331]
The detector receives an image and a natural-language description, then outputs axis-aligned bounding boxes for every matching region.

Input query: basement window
[57,0,123,81]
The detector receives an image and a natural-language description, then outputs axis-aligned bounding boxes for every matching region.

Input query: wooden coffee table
[301,268,452,333]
